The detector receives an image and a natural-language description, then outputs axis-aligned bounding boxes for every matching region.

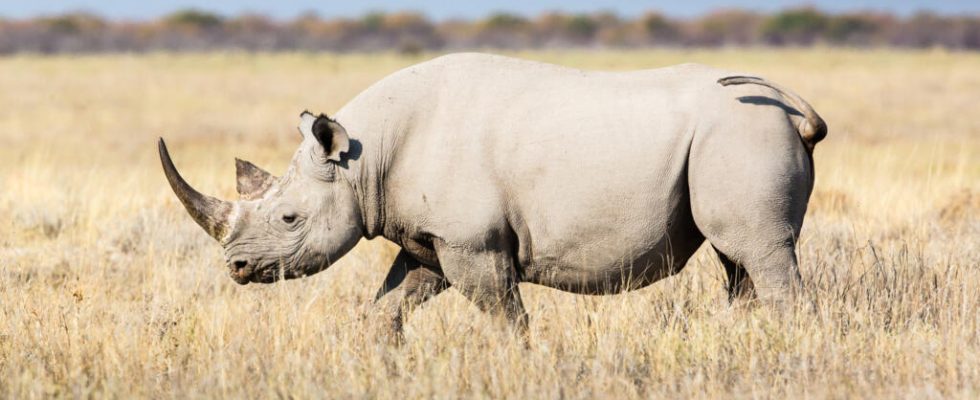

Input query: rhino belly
[518,196,704,295]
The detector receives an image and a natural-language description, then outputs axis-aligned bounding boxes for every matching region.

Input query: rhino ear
[299,111,316,140]
[309,113,350,163]
[235,158,277,200]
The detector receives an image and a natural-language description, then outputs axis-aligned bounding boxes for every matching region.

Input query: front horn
[158,138,232,241]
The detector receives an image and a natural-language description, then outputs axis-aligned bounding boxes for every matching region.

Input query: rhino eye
[282,214,297,224]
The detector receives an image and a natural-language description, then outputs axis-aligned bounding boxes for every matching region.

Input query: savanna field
[0,49,978,398]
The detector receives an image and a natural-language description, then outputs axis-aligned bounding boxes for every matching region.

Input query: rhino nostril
[233,260,248,270]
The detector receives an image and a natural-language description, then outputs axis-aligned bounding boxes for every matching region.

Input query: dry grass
[0,49,978,398]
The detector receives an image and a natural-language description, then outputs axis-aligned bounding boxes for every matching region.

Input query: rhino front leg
[434,239,530,340]
[373,249,449,344]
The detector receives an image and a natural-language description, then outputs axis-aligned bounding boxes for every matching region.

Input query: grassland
[0,49,978,398]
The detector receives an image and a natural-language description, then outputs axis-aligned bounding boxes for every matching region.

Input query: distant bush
[163,9,223,31]
[762,8,829,45]
[0,7,976,54]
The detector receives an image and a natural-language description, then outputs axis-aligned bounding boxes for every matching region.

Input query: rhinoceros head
[159,111,364,284]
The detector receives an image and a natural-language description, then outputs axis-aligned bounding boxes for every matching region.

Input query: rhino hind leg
[713,245,756,303]
[700,225,803,309]
[689,119,812,309]
[373,250,450,344]
[692,189,805,308]
[693,209,805,309]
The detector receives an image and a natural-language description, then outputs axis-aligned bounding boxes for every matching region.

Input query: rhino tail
[717,76,827,151]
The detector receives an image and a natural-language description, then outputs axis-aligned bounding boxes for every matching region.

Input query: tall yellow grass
[1,49,978,398]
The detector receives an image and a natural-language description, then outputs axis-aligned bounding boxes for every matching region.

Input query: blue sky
[2,0,977,20]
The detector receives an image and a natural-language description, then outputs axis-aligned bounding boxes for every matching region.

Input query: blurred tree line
[0,7,977,54]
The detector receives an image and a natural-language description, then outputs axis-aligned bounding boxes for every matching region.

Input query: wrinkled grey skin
[161,53,827,340]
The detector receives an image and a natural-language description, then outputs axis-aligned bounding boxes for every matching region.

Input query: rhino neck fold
[333,63,438,241]
[335,120,391,241]
[348,163,385,240]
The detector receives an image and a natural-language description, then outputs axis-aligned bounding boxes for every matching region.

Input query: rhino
[159,53,826,339]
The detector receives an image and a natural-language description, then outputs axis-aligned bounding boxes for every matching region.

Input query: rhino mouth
[228,265,271,285]
[249,273,281,284]
[231,272,251,285]
[229,264,288,285]
[229,259,325,285]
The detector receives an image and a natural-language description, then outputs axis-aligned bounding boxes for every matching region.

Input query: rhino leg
[434,238,529,341]
[700,228,802,309]
[689,127,811,309]
[713,245,756,303]
[693,216,804,309]
[692,194,805,308]
[373,249,449,344]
